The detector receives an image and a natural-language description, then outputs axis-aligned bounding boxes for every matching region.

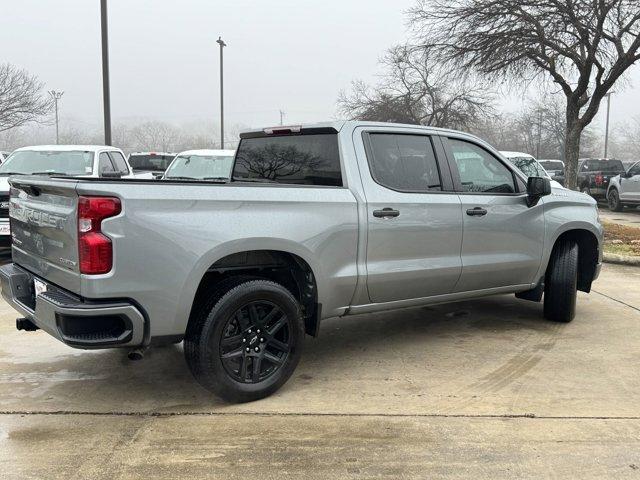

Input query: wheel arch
[547,228,600,293]
[178,240,322,338]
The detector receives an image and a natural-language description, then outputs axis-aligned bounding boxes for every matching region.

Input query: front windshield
[0,150,94,175]
[508,157,546,178]
[164,154,234,180]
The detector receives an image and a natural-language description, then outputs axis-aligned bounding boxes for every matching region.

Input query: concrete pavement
[599,205,640,228]
[0,264,639,479]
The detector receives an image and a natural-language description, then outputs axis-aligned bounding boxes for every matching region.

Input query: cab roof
[13,145,121,153]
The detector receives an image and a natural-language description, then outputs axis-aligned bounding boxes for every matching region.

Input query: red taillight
[78,196,121,274]
[595,174,604,186]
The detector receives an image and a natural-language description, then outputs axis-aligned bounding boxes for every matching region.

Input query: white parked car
[607,161,640,211]
[162,149,235,181]
[0,145,150,246]
[500,151,563,189]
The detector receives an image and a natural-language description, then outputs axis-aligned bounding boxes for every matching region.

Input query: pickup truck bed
[0,121,603,402]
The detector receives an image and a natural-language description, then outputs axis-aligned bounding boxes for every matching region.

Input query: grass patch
[602,220,640,257]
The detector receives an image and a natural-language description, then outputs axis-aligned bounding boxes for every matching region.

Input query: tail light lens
[78,196,121,274]
[595,174,604,186]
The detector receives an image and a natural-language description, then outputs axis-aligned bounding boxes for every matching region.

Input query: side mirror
[622,171,633,179]
[526,176,551,207]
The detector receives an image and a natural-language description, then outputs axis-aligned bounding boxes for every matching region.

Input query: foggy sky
[3,0,640,133]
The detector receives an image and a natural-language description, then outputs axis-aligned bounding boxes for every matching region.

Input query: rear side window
[233,134,342,186]
[109,151,129,174]
[367,134,442,192]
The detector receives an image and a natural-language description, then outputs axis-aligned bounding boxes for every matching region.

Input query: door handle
[373,208,400,218]
[466,207,488,217]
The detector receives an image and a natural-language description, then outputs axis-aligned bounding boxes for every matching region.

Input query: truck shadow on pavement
[0,293,570,411]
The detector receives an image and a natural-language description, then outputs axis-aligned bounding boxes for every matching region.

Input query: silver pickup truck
[0,122,603,402]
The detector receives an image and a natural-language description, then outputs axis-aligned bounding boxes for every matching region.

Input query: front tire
[544,240,578,323]
[608,188,624,212]
[184,279,305,403]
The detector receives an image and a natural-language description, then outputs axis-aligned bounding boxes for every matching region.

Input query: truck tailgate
[9,177,81,293]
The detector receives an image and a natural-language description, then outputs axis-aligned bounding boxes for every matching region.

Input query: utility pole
[604,92,614,159]
[48,90,64,144]
[279,110,285,126]
[100,0,112,146]
[216,36,227,149]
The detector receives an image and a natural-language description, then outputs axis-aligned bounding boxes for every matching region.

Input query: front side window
[627,163,640,176]
[164,154,235,180]
[367,134,442,192]
[99,152,116,175]
[449,139,516,194]
[0,150,93,176]
[233,134,342,186]
[109,151,129,174]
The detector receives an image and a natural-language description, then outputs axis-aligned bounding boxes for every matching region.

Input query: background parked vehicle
[539,160,565,176]
[162,149,235,181]
[0,145,148,247]
[577,158,625,199]
[128,152,176,179]
[607,161,640,211]
[500,151,563,188]
[0,122,602,403]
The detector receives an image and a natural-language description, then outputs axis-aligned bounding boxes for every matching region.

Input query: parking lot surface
[599,205,640,228]
[0,263,639,479]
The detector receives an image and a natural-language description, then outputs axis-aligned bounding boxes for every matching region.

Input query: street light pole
[604,92,614,159]
[100,0,112,146]
[216,36,227,149]
[48,90,64,145]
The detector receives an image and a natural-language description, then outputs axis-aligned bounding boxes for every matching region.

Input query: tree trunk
[564,103,582,191]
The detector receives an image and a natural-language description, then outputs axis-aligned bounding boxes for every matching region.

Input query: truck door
[619,162,640,202]
[355,129,463,303]
[442,136,545,292]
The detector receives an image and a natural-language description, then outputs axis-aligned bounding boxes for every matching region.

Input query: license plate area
[0,224,10,235]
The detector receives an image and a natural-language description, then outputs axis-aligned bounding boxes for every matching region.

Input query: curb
[603,253,640,266]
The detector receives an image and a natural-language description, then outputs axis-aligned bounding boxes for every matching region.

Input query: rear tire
[184,278,305,403]
[543,240,578,323]
[608,188,624,212]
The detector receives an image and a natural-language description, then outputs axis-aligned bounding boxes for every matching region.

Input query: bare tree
[131,121,182,152]
[338,45,495,129]
[473,97,601,159]
[0,63,53,132]
[235,144,324,181]
[409,0,640,189]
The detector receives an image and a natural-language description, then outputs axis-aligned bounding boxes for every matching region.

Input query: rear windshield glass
[539,160,564,171]
[164,154,235,180]
[583,159,624,172]
[0,150,93,175]
[233,134,342,186]
[128,154,175,171]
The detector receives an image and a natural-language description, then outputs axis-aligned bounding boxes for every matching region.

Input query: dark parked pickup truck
[577,158,625,199]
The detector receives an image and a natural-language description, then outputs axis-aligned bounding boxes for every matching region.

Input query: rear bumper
[0,263,145,349]
[589,187,607,198]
